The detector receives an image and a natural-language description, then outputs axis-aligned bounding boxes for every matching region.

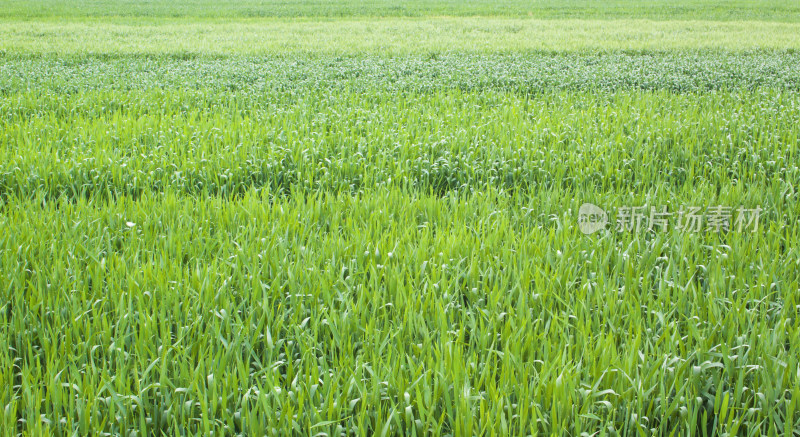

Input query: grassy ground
[3,19,800,55]
[1,1,800,436]
[1,0,798,20]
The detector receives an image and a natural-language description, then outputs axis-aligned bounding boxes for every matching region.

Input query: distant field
[2,19,800,55]
[1,0,798,20]
[1,1,799,436]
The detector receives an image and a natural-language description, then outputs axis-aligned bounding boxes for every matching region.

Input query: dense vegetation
[2,0,799,20]
[3,20,800,55]
[1,1,799,436]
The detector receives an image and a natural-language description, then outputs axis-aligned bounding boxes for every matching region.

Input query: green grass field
[1,1,799,436]
[2,0,799,20]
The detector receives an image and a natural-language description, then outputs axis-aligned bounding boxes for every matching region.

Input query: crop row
[1,87,798,208]
[3,53,800,94]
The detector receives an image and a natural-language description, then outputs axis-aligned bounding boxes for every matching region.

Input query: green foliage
[1,4,799,436]
[2,0,799,20]
[3,19,800,55]
[1,54,799,203]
